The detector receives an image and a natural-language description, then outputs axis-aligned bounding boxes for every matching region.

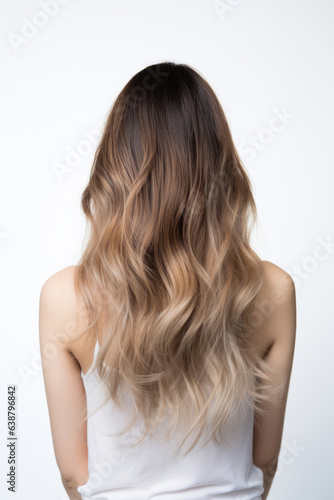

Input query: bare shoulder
[40,265,77,314]
[261,260,295,299]
[252,261,296,350]
[40,265,76,296]
[39,265,83,343]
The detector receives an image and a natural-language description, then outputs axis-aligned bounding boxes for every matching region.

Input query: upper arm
[253,261,297,469]
[39,266,89,485]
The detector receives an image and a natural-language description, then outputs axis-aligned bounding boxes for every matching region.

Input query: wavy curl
[74,61,285,457]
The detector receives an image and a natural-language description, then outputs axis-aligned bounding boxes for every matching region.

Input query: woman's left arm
[39,267,89,499]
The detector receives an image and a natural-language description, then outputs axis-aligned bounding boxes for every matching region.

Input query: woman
[39,62,296,500]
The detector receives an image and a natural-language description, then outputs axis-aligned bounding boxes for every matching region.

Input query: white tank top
[77,339,264,500]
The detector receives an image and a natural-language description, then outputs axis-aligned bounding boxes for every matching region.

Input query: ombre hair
[74,61,284,457]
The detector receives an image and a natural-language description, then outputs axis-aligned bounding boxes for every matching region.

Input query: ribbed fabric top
[77,339,264,500]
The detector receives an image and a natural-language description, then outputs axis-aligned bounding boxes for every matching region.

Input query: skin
[39,260,296,500]
[251,261,297,499]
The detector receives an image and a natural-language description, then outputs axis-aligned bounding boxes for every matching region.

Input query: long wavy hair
[74,61,285,457]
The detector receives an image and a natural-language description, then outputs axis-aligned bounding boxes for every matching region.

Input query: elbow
[254,455,279,476]
[61,474,78,489]
[61,471,89,490]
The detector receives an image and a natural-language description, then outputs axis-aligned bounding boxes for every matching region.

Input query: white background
[1,0,333,498]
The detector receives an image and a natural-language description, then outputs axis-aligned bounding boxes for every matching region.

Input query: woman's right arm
[252,262,297,500]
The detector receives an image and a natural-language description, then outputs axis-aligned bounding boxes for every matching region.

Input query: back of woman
[39,62,297,500]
